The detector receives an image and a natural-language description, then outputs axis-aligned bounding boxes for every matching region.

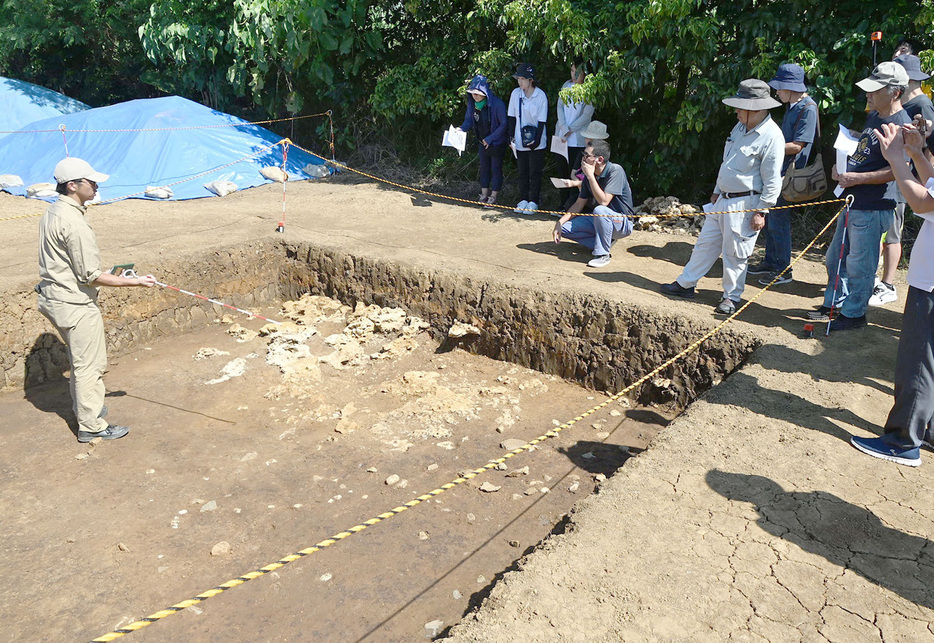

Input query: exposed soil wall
[282,243,760,407]
[2,241,282,390]
[5,237,759,407]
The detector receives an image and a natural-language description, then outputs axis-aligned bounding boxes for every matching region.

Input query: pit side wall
[6,238,759,405]
[283,243,760,405]
[1,241,282,390]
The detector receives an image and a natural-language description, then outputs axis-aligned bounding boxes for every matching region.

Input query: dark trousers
[479,145,505,191]
[516,148,545,203]
[883,285,934,448]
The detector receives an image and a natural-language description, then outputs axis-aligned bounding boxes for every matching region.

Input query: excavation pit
[1,236,758,641]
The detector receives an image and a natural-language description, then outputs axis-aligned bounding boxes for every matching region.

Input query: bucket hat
[894,54,930,81]
[722,79,782,110]
[856,61,910,92]
[768,64,807,93]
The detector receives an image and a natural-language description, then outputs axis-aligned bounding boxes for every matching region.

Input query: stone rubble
[632,196,704,235]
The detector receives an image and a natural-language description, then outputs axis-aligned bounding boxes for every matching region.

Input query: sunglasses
[77,178,98,190]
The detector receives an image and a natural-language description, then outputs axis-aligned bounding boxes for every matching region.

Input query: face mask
[474,98,487,110]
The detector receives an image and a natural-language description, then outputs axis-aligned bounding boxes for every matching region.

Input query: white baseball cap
[53,157,109,184]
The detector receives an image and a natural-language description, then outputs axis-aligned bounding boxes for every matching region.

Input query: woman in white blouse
[507,63,548,214]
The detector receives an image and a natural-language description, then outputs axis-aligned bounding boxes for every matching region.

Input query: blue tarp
[0,95,327,201]
[0,76,89,141]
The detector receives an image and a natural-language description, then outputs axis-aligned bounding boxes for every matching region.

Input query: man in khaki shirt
[37,158,156,442]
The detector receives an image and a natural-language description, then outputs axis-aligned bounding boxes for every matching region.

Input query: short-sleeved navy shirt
[780,97,818,174]
[844,109,912,211]
[579,161,635,216]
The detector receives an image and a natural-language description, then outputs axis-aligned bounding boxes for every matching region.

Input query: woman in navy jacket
[457,75,508,206]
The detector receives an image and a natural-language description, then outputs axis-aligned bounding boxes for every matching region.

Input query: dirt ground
[0,176,931,642]
[2,293,664,642]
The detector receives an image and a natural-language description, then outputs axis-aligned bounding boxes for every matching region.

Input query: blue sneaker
[850,436,921,467]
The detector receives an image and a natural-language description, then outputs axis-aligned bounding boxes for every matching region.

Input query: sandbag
[260,166,288,183]
[203,180,238,197]
[26,182,57,198]
[145,185,174,199]
[0,174,23,188]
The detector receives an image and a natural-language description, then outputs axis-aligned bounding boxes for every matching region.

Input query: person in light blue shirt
[661,79,783,316]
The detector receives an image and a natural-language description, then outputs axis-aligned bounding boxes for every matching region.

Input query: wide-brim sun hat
[768,63,807,93]
[722,79,782,110]
[580,120,609,140]
[53,157,109,184]
[856,61,911,92]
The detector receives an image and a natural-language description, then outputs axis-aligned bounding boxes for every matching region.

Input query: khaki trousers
[38,295,109,433]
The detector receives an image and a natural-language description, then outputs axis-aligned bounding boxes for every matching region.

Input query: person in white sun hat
[36,157,156,443]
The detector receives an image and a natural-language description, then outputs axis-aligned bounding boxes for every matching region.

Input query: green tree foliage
[0,0,155,105]
[2,0,933,200]
[138,0,383,116]
[405,0,934,197]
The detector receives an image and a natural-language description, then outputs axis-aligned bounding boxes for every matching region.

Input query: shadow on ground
[707,469,934,611]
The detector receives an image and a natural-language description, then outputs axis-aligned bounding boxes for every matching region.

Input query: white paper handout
[833,124,861,197]
[550,135,569,161]
[442,125,467,156]
[550,177,574,188]
[509,142,517,159]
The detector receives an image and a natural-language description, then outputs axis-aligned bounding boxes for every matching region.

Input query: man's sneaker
[514,200,529,213]
[829,314,867,332]
[587,254,611,268]
[868,282,897,306]
[477,194,490,204]
[714,298,738,315]
[851,436,921,467]
[523,201,539,214]
[77,424,130,443]
[759,271,793,286]
[746,261,775,275]
[806,306,834,321]
[660,281,695,299]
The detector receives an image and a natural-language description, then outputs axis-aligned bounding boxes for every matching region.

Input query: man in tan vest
[37,157,156,442]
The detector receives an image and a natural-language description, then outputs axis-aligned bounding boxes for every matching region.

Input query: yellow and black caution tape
[89,201,847,642]
[288,140,844,219]
[0,212,42,223]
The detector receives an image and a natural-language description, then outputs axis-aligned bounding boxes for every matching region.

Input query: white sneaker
[524,201,539,214]
[587,254,611,268]
[514,200,529,213]
[868,282,897,306]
